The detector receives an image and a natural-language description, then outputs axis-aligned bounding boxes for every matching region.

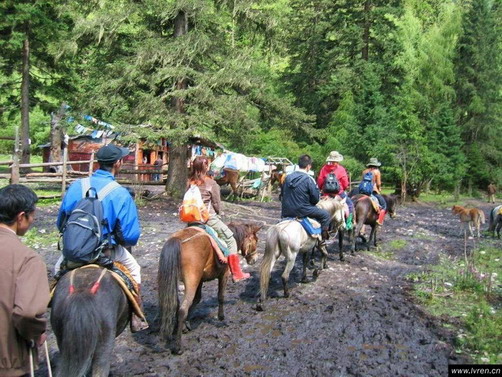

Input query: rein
[69,267,108,295]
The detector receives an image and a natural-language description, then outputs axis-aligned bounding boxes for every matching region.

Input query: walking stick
[29,346,34,377]
[44,341,53,377]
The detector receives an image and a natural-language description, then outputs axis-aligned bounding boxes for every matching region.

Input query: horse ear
[252,224,263,233]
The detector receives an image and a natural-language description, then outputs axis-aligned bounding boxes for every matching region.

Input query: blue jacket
[281,171,321,218]
[57,170,141,247]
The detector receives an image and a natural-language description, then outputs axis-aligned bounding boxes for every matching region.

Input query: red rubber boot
[228,254,250,282]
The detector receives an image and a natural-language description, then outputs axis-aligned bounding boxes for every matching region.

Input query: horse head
[385,194,398,218]
[228,223,262,265]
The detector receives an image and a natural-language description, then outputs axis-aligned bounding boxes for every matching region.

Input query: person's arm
[210,179,221,215]
[339,167,349,192]
[12,255,50,343]
[375,170,382,193]
[308,176,320,205]
[114,192,141,247]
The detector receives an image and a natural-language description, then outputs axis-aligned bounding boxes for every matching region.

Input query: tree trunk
[20,35,31,172]
[361,0,371,61]
[165,10,189,199]
[49,103,66,172]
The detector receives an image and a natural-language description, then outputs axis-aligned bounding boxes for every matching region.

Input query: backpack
[60,178,120,264]
[179,184,210,223]
[323,173,341,193]
[359,171,374,195]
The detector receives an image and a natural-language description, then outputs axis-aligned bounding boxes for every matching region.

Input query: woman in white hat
[361,158,387,225]
[317,151,354,230]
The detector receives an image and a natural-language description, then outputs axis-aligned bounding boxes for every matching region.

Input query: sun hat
[326,151,343,162]
[366,157,381,167]
[96,144,130,163]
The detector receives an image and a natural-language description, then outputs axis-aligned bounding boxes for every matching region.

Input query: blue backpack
[60,178,119,264]
[359,171,374,195]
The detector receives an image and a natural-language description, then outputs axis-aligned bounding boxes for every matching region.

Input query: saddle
[359,194,381,213]
[174,225,228,263]
[281,217,322,239]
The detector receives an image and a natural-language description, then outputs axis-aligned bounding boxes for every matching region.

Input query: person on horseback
[317,151,354,230]
[0,185,50,377]
[281,154,331,240]
[361,157,387,225]
[189,156,250,282]
[55,144,148,332]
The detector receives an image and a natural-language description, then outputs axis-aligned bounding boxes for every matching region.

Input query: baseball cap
[96,144,130,163]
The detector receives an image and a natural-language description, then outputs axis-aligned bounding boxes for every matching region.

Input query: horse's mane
[228,223,248,250]
[317,197,344,213]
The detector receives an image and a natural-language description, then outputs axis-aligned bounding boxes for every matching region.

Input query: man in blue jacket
[281,154,331,239]
[55,144,148,332]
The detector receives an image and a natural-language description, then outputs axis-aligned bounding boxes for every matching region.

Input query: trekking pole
[29,346,34,377]
[44,340,53,377]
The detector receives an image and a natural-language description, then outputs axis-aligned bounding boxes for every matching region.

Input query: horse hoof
[301,278,308,283]
[256,304,264,312]
[218,315,225,321]
[313,269,319,278]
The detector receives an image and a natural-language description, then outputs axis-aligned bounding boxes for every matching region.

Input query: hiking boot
[377,210,387,226]
[228,254,250,282]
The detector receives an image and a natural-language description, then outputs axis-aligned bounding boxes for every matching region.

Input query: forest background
[0,0,501,198]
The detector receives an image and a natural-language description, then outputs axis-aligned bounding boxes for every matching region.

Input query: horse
[351,194,398,251]
[452,205,486,238]
[214,168,242,200]
[50,266,130,377]
[158,222,261,355]
[488,205,502,239]
[257,197,346,311]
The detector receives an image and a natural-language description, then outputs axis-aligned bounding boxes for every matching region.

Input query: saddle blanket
[281,217,322,239]
[176,225,228,263]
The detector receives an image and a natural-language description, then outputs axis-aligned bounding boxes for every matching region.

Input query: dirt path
[34,194,499,376]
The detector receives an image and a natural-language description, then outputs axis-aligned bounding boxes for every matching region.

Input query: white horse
[257,197,346,311]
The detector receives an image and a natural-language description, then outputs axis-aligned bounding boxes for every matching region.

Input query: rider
[281,154,331,240]
[55,144,148,332]
[189,156,250,282]
[317,151,354,230]
[362,157,387,225]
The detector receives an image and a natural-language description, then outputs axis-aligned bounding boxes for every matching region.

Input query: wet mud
[34,192,499,376]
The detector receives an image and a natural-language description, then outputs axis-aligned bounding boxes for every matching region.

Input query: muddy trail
[33,192,499,377]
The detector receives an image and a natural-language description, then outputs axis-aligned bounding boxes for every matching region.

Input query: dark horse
[214,168,241,200]
[158,222,261,355]
[351,194,398,251]
[51,266,129,377]
[488,205,502,239]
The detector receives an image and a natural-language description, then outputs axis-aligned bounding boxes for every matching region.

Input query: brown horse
[51,267,130,377]
[214,168,242,200]
[351,194,398,251]
[158,222,261,355]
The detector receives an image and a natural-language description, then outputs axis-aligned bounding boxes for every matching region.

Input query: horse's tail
[56,292,100,377]
[158,237,181,340]
[479,209,486,224]
[258,226,280,307]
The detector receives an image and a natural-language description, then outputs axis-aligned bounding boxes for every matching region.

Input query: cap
[96,144,130,163]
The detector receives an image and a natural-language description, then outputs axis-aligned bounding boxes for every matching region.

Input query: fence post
[88,151,95,176]
[10,127,20,184]
[61,144,68,198]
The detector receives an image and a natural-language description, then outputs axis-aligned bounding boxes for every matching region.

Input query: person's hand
[36,332,47,347]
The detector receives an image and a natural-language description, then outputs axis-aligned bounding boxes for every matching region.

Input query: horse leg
[368,225,376,250]
[301,252,309,283]
[90,331,115,377]
[317,239,329,268]
[338,230,345,261]
[281,252,297,298]
[217,272,229,320]
[185,282,203,331]
[173,285,197,355]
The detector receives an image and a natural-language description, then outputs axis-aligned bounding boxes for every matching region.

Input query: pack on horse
[257,197,346,311]
[351,194,398,251]
[51,265,135,377]
[158,222,261,355]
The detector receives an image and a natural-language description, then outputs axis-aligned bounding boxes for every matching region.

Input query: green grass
[21,226,60,253]
[408,245,502,363]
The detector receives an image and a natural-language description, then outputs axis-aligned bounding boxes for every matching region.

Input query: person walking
[55,144,148,332]
[317,151,354,230]
[488,183,496,204]
[189,156,250,282]
[0,184,50,377]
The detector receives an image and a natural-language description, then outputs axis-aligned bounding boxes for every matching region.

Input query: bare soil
[34,191,500,377]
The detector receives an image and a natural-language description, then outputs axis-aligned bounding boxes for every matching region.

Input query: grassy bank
[407,242,502,363]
